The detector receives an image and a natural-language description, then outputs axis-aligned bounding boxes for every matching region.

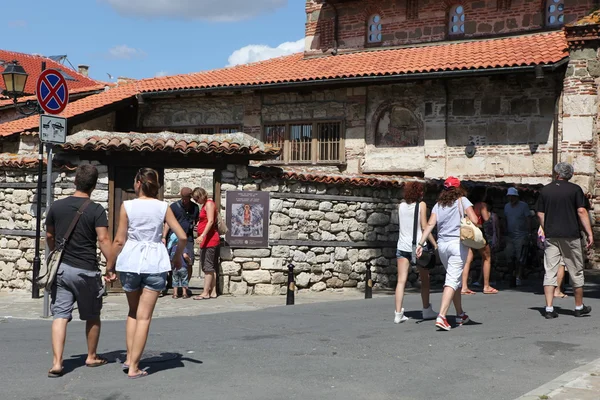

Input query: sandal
[193,295,211,300]
[483,287,499,294]
[461,289,476,295]
[48,369,64,378]
[555,293,568,298]
[172,294,179,299]
[128,370,149,379]
[86,357,108,368]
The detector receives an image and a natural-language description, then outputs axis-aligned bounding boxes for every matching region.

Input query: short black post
[365,261,373,299]
[286,264,295,305]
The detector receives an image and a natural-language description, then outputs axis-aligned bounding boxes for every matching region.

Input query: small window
[449,5,465,35]
[367,14,382,43]
[263,121,344,164]
[546,0,564,27]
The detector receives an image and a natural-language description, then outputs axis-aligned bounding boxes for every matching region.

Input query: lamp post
[2,60,45,299]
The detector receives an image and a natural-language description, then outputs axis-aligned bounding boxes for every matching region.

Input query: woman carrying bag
[416,177,481,331]
[394,182,438,323]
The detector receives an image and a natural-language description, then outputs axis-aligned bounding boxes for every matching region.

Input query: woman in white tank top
[394,182,438,324]
[105,168,187,379]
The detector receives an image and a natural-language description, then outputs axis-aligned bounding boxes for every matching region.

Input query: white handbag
[458,198,487,249]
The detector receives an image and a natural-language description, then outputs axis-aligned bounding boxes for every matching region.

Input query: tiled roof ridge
[0,49,105,85]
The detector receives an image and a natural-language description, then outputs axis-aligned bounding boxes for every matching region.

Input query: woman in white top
[105,168,187,379]
[394,181,438,323]
[417,177,479,331]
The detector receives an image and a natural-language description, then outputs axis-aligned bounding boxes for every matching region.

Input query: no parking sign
[36,69,69,115]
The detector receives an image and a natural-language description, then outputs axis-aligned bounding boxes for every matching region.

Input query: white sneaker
[422,304,438,320]
[394,308,409,324]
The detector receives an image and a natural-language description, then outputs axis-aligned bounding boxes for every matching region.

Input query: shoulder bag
[411,202,432,267]
[37,200,91,291]
[201,201,228,236]
[458,198,487,249]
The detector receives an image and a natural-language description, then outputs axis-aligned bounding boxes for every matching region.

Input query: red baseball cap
[444,176,461,189]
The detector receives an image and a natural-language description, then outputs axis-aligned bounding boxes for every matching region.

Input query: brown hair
[404,181,424,204]
[437,186,467,208]
[135,168,160,198]
[74,164,98,193]
[192,187,208,204]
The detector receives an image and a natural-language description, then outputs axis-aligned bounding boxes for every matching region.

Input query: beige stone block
[221,261,241,276]
[563,116,594,142]
[508,155,534,175]
[345,158,361,174]
[12,190,28,204]
[563,94,596,116]
[572,175,593,194]
[261,258,285,271]
[253,283,281,295]
[220,275,230,295]
[0,249,21,262]
[424,159,445,179]
[230,280,248,295]
[572,155,595,175]
[484,156,508,176]
[533,154,553,175]
[242,270,271,284]
[447,156,486,177]
[362,147,425,173]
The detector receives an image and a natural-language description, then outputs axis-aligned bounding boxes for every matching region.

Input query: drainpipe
[325,1,339,55]
[551,79,561,176]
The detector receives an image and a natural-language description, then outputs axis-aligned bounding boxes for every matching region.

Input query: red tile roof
[0,153,76,170]
[137,31,568,93]
[0,84,106,108]
[0,50,103,96]
[0,85,138,137]
[61,131,281,159]
[0,31,568,137]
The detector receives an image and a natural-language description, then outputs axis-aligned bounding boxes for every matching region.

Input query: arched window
[546,0,564,27]
[449,5,465,35]
[367,14,382,43]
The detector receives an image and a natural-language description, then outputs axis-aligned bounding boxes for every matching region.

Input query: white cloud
[155,71,168,77]
[107,45,146,60]
[227,39,304,67]
[100,0,286,22]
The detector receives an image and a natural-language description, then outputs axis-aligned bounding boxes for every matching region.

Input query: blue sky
[3,0,305,82]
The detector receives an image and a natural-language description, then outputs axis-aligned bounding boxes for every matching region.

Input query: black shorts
[200,246,218,273]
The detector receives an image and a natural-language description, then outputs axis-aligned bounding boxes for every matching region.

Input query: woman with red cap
[416,177,479,331]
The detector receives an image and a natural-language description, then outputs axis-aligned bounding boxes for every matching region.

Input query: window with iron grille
[545,0,564,27]
[142,125,241,134]
[263,121,344,164]
[448,5,465,35]
[367,14,382,44]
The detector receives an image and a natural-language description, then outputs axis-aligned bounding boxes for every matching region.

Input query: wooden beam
[0,229,39,237]
[269,192,396,203]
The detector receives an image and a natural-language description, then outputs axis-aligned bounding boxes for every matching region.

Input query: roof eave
[139,58,570,99]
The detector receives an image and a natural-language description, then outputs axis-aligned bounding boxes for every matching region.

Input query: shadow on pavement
[61,350,203,377]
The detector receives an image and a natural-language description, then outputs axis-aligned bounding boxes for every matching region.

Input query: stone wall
[0,161,109,291]
[164,168,214,200]
[217,164,446,295]
[305,0,595,55]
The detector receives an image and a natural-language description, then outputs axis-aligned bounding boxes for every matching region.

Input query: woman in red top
[192,188,220,300]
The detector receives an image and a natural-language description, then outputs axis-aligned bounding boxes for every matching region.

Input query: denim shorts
[172,268,189,287]
[396,249,412,260]
[119,272,168,292]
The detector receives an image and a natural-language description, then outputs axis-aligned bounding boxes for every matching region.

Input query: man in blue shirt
[504,187,531,287]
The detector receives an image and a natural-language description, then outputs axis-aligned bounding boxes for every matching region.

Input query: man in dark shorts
[537,162,594,319]
[162,187,199,296]
[45,164,113,377]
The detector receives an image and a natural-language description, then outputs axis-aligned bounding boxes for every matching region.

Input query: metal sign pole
[42,144,53,318]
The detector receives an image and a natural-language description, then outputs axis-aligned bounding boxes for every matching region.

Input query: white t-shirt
[116,199,172,274]
[432,197,473,243]
[397,202,422,253]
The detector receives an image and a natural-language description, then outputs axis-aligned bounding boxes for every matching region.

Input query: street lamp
[1,60,42,115]
[2,60,46,299]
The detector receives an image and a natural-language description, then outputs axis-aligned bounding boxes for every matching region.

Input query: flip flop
[555,293,568,298]
[193,295,210,300]
[47,369,63,378]
[483,288,499,294]
[86,357,108,368]
[128,370,149,380]
[461,289,476,295]
[122,363,129,371]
